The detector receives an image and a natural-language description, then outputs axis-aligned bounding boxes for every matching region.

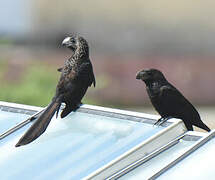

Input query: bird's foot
[154,117,172,126]
[73,103,82,112]
[154,117,164,126]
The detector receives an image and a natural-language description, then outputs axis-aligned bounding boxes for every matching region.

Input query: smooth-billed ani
[16,36,96,147]
[136,68,210,132]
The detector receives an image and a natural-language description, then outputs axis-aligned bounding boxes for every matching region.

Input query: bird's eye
[71,38,76,43]
[147,72,152,76]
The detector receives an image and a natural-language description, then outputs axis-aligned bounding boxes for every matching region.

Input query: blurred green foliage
[0,60,97,107]
[0,37,13,45]
[0,61,58,107]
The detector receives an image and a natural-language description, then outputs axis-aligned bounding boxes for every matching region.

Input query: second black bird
[136,68,210,132]
[16,35,96,147]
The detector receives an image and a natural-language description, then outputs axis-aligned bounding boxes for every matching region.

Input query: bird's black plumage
[136,68,210,132]
[16,36,96,147]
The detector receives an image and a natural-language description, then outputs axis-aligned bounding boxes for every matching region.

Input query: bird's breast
[147,86,161,98]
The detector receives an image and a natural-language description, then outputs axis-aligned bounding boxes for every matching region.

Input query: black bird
[136,68,210,132]
[16,36,96,147]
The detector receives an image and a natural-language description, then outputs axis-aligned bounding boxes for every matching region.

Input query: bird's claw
[154,117,163,126]
[154,117,172,126]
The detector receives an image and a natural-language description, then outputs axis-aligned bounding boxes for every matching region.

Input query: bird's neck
[146,79,166,87]
[146,79,168,92]
[147,81,158,89]
[68,47,89,66]
[74,46,89,60]
[146,81,161,97]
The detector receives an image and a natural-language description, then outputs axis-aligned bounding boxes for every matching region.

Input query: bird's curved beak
[62,37,71,46]
[136,71,145,80]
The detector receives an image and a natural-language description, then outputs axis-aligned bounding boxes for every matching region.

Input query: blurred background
[0,0,215,130]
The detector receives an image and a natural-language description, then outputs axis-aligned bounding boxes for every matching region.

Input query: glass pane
[0,108,164,179]
[158,137,215,180]
[120,136,198,180]
[0,109,31,134]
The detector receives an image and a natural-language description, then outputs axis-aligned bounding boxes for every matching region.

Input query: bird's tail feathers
[192,119,211,132]
[199,122,211,132]
[15,98,62,147]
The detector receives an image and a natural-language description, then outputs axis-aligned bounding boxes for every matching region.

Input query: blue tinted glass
[0,108,164,179]
[0,109,30,134]
[120,138,196,180]
[158,137,215,180]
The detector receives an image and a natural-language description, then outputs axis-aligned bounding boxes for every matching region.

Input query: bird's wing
[77,61,96,87]
[159,85,190,110]
[56,61,95,98]
[160,85,211,132]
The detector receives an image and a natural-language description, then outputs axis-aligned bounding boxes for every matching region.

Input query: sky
[0,0,31,35]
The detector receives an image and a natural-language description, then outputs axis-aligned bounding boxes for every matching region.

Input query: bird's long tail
[199,122,211,132]
[15,98,61,147]
[192,118,211,132]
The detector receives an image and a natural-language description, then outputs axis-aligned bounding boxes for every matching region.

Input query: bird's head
[62,36,89,55]
[136,69,166,83]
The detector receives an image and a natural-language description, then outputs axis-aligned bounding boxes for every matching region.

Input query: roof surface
[1,101,212,179]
